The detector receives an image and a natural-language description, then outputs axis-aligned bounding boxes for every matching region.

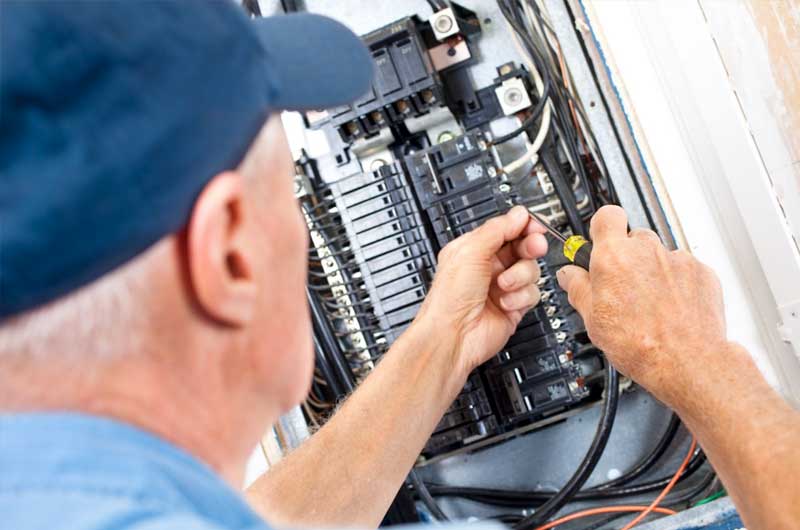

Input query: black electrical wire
[595,451,707,499]
[541,145,586,237]
[279,0,304,13]
[426,0,445,12]
[512,365,619,529]
[424,448,707,507]
[313,334,345,399]
[494,1,554,146]
[587,413,681,491]
[308,289,356,393]
[499,2,595,227]
[524,0,598,215]
[409,469,449,521]
[500,0,599,216]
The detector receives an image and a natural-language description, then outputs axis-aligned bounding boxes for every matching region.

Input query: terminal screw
[434,13,454,34]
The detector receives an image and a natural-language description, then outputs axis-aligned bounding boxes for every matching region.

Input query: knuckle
[596,204,625,220]
[528,284,541,302]
[592,205,625,228]
[531,261,542,283]
[566,288,580,307]
[671,249,693,262]
[483,217,503,233]
[629,228,660,244]
[438,242,456,261]
[590,245,620,274]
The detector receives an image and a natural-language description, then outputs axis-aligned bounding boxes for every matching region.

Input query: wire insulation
[620,438,698,530]
[512,365,619,529]
[534,505,677,530]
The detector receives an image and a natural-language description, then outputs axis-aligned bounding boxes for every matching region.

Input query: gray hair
[0,241,159,361]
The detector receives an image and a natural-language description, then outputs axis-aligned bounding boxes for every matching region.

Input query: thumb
[557,265,592,318]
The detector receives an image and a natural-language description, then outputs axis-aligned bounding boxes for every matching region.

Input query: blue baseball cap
[0,1,373,319]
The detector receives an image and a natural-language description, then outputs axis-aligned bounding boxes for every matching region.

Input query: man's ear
[185,171,257,326]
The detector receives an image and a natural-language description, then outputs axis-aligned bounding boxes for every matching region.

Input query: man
[0,2,797,530]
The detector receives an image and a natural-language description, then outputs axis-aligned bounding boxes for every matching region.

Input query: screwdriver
[529,211,593,271]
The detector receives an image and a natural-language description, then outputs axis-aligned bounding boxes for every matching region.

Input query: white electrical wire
[501,14,553,176]
[521,0,595,178]
[502,104,551,174]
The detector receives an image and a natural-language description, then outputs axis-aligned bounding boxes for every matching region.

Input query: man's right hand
[555,205,729,410]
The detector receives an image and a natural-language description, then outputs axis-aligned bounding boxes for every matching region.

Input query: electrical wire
[619,438,698,530]
[502,103,552,175]
[511,0,600,215]
[588,414,681,491]
[494,2,553,146]
[410,470,449,521]
[511,365,619,529]
[533,505,677,530]
[694,488,726,507]
[581,470,717,530]
[426,0,446,12]
[424,447,707,507]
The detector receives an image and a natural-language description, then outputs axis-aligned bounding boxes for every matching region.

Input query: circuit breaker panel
[262,0,660,469]
[299,4,608,456]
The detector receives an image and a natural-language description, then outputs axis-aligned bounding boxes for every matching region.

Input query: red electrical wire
[534,506,677,530]
[620,437,698,530]
[533,437,697,530]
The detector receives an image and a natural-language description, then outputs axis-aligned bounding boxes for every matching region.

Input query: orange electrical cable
[533,505,677,530]
[533,437,697,530]
[619,437,698,530]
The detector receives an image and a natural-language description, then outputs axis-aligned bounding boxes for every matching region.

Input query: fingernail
[556,268,568,287]
[500,273,516,289]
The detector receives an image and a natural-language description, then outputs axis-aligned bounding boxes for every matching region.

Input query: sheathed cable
[589,413,681,491]
[410,469,449,521]
[512,365,619,529]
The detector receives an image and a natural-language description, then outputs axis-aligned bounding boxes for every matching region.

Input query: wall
[581,0,800,402]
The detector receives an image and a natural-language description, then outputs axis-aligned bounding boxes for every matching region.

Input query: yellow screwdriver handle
[563,235,593,271]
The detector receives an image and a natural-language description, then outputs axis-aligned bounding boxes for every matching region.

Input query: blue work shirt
[0,413,270,530]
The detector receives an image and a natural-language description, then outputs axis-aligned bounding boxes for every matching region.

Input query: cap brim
[252,13,374,111]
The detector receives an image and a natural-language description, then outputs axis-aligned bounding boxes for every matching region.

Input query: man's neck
[0,357,272,487]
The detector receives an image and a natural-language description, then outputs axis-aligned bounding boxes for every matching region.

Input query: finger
[499,284,541,312]
[589,205,628,243]
[498,259,541,291]
[557,265,592,317]
[495,231,547,268]
[524,214,550,235]
[628,228,661,245]
[469,206,531,260]
[513,232,548,260]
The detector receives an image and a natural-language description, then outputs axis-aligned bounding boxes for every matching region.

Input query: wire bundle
[495,0,619,237]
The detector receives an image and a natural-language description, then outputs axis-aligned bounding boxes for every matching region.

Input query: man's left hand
[415,205,549,379]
